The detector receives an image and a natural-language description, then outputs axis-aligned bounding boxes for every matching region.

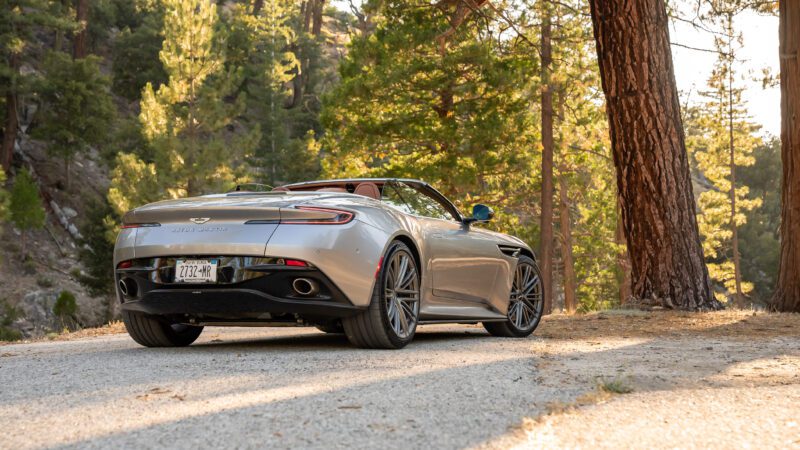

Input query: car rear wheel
[122,310,204,347]
[343,241,420,349]
[483,256,544,337]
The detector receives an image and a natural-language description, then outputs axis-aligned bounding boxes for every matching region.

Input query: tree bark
[589,0,719,310]
[2,91,17,172]
[311,0,325,37]
[559,174,577,313]
[303,1,313,32]
[73,0,89,59]
[2,54,19,172]
[251,0,264,15]
[773,1,800,312]
[539,10,554,314]
[616,201,632,305]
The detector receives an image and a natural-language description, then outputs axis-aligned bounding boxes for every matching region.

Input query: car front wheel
[483,256,544,337]
[343,241,420,349]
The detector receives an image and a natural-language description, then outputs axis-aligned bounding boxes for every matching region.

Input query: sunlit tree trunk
[589,0,719,310]
[539,8,554,314]
[616,202,632,305]
[773,0,800,312]
[73,0,89,59]
[559,174,576,313]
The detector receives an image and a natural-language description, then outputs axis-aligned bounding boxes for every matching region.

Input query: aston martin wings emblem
[190,217,211,224]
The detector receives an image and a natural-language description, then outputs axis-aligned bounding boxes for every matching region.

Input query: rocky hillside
[1,136,115,340]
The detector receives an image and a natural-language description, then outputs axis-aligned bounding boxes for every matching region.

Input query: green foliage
[0,0,74,96]
[224,1,323,185]
[598,377,634,394]
[685,14,762,302]
[36,275,53,288]
[0,326,22,341]
[9,169,45,254]
[738,138,781,301]
[34,51,115,183]
[111,4,167,100]
[109,0,259,215]
[54,290,78,326]
[76,200,116,296]
[321,1,538,233]
[54,290,77,317]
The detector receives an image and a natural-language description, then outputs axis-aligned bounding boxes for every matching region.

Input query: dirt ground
[1,310,798,449]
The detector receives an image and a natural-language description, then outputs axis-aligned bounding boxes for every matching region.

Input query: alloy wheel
[383,249,420,339]
[508,262,543,330]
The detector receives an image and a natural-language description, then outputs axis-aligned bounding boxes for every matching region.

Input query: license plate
[175,259,218,283]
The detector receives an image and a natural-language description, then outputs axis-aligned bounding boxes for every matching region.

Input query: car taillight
[282,206,354,225]
[285,259,308,267]
[121,223,160,229]
[118,260,133,269]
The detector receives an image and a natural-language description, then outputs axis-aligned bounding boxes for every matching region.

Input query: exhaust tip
[292,278,319,296]
[119,278,137,298]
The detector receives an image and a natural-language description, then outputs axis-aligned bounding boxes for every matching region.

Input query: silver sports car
[114,178,544,349]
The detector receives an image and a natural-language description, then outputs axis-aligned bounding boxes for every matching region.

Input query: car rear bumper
[120,288,365,320]
[115,257,366,323]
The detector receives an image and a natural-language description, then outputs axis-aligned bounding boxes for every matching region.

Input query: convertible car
[114,178,544,349]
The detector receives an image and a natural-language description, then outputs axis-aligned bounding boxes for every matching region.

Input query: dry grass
[0,321,126,345]
[538,309,800,340]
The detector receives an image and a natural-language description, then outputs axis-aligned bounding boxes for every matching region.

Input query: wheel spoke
[382,249,419,339]
[506,262,542,331]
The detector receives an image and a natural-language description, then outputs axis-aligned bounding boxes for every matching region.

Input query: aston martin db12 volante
[114,179,544,349]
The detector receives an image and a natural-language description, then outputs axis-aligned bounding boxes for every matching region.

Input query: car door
[382,182,508,318]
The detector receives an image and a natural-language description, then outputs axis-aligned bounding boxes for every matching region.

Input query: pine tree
[321,1,538,234]
[34,51,115,188]
[0,0,73,170]
[108,0,258,216]
[686,11,762,305]
[9,168,45,256]
[225,0,320,186]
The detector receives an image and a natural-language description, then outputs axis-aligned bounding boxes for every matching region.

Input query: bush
[0,300,22,342]
[77,200,116,296]
[54,291,78,319]
[9,169,45,256]
[0,326,22,342]
[36,276,53,288]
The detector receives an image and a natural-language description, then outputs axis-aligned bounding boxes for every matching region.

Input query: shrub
[54,291,78,319]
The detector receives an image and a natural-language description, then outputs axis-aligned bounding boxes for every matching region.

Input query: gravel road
[1,313,799,449]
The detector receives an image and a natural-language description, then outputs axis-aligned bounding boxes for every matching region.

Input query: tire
[315,321,344,334]
[343,241,421,349]
[122,310,203,347]
[483,256,544,338]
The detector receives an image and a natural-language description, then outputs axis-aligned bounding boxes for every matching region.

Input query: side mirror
[464,204,494,225]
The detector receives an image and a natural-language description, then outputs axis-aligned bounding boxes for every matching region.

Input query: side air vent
[498,245,522,258]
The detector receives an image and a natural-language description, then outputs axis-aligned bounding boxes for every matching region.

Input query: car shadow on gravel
[189,327,492,351]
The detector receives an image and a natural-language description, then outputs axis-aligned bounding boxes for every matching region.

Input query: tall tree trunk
[2,54,19,171]
[616,201,632,305]
[589,0,719,310]
[251,0,264,15]
[311,0,325,37]
[559,174,577,313]
[73,0,89,59]
[539,10,554,314]
[726,14,744,305]
[773,1,800,312]
[2,91,17,172]
[303,0,313,33]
